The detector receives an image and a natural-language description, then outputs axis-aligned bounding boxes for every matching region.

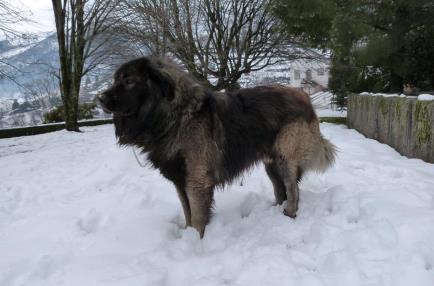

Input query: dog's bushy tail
[307,135,337,173]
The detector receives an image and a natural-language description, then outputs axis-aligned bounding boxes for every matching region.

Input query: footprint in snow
[431,195,434,210]
[0,187,23,214]
[29,255,58,280]
[76,209,101,235]
[239,193,271,218]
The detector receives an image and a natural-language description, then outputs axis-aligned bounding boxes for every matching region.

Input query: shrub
[43,103,96,123]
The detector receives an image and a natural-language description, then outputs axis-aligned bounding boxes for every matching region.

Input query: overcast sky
[11,0,55,34]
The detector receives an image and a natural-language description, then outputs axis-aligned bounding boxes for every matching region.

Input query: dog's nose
[97,93,108,104]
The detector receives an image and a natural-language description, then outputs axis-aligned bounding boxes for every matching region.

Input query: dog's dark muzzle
[97,93,112,114]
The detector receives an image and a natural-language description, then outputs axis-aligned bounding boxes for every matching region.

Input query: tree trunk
[63,89,80,132]
[430,70,434,90]
[390,72,403,93]
[225,81,241,91]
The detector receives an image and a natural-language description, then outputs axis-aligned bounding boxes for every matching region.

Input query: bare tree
[23,76,60,109]
[118,0,285,90]
[0,1,30,81]
[51,0,119,131]
[0,1,29,38]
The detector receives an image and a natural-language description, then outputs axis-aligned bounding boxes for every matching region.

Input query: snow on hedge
[418,94,434,101]
[359,92,434,101]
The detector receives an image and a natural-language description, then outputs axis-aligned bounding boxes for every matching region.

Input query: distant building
[239,50,330,94]
[290,58,330,95]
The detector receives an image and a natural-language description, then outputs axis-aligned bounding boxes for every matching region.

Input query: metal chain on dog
[132,147,146,168]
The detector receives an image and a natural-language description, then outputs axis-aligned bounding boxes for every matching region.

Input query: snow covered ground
[1,124,434,286]
[310,91,347,118]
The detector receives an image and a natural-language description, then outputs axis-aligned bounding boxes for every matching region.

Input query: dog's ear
[148,66,175,101]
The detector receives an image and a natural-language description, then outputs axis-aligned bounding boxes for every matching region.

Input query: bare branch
[51,0,122,130]
[116,0,298,90]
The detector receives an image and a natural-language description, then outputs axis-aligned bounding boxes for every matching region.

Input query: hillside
[0,34,58,99]
[0,34,116,128]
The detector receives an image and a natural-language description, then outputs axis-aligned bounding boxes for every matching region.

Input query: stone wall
[347,94,434,163]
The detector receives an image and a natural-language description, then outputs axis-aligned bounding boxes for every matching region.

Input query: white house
[240,53,330,95]
[290,58,330,95]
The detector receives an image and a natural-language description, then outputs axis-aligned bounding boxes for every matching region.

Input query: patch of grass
[395,98,404,119]
[319,117,347,124]
[379,97,388,116]
[43,103,97,123]
[414,101,432,146]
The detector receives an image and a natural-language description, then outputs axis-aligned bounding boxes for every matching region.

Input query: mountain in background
[0,33,117,128]
[0,33,59,99]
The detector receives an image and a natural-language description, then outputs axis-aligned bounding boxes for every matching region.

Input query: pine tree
[273,0,434,106]
[12,99,19,110]
[273,0,365,107]
[358,0,434,91]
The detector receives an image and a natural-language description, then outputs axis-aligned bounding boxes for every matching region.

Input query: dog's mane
[152,57,207,114]
[114,57,210,155]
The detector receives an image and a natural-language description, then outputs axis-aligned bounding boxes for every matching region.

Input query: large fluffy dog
[98,57,336,237]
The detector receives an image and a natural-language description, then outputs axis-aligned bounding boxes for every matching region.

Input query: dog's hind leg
[270,153,302,218]
[281,163,302,218]
[273,122,309,218]
[264,161,287,205]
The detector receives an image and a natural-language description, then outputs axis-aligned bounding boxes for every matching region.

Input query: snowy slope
[1,124,434,286]
[0,34,59,99]
[310,91,347,118]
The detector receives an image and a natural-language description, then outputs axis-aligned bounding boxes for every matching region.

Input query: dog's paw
[283,209,297,219]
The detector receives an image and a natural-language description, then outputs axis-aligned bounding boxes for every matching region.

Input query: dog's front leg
[175,185,192,227]
[185,171,214,238]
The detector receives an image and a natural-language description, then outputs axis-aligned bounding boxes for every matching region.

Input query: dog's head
[98,57,175,117]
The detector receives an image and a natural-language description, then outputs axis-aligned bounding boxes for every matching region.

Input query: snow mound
[360,92,403,97]
[418,94,434,101]
[1,124,434,285]
[358,92,434,101]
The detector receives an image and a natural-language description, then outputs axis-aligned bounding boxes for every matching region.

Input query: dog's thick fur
[98,57,336,237]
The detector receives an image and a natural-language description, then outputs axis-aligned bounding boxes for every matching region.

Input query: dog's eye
[125,79,135,86]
